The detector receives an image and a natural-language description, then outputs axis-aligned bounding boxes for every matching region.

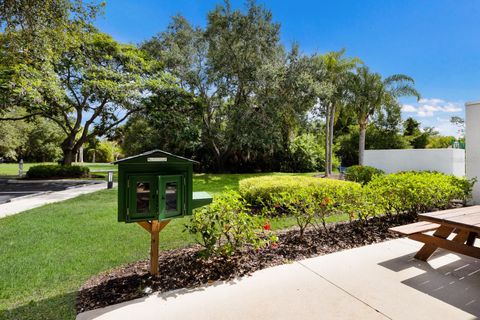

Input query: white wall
[364,148,465,176]
[465,101,480,204]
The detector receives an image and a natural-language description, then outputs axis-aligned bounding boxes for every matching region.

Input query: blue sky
[96,0,480,137]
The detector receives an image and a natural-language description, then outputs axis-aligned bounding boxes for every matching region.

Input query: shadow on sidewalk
[379,251,480,317]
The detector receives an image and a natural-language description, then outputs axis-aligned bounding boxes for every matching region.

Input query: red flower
[263,223,271,231]
[321,197,332,206]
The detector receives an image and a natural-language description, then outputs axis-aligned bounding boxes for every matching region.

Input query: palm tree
[348,66,420,165]
[312,50,361,176]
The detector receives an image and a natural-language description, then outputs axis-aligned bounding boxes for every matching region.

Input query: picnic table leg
[467,232,477,246]
[452,230,470,244]
[413,226,454,261]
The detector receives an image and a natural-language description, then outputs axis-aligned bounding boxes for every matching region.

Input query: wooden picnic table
[389,206,480,261]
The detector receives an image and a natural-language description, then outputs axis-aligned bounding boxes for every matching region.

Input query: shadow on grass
[0,291,77,320]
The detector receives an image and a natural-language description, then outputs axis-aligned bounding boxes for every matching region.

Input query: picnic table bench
[389,206,480,261]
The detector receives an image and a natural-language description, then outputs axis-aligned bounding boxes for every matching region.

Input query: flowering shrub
[185,191,277,257]
[244,176,382,237]
[239,172,473,234]
[228,172,474,240]
[266,190,318,239]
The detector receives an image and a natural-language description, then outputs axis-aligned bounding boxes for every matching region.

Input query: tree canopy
[0,0,453,172]
[0,1,170,164]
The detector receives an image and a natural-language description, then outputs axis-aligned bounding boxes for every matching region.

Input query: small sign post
[18,159,24,177]
[107,171,114,189]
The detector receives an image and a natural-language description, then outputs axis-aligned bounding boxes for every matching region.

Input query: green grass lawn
[0,162,55,176]
[0,172,350,320]
[0,162,116,177]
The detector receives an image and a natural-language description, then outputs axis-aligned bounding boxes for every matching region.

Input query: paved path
[77,238,480,320]
[0,182,109,218]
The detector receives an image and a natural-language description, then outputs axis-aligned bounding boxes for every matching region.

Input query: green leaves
[366,171,474,215]
[345,165,384,185]
[1,13,169,163]
[141,2,317,172]
[346,66,420,164]
[185,190,275,257]
[239,175,371,237]
[26,164,89,179]
[238,171,474,237]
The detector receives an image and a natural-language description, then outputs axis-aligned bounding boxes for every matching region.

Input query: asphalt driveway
[0,179,97,204]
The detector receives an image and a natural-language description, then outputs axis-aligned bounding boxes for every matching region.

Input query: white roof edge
[113,149,199,164]
[465,101,480,106]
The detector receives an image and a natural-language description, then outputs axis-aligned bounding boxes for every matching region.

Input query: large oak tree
[0,1,168,164]
[142,2,317,171]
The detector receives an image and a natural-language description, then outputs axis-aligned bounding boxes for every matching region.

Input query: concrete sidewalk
[77,238,480,320]
[0,182,110,218]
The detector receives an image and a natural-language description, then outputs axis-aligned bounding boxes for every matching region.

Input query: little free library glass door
[158,175,185,219]
[127,174,185,221]
[128,175,158,221]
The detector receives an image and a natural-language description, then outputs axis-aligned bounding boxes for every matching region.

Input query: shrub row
[188,171,474,257]
[240,176,380,234]
[366,171,474,216]
[26,164,90,179]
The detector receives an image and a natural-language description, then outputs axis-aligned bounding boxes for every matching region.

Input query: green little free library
[115,150,213,223]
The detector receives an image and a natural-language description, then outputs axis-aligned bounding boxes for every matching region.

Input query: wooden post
[150,220,160,275]
[137,220,171,276]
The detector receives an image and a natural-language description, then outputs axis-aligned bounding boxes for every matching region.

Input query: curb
[7,191,52,202]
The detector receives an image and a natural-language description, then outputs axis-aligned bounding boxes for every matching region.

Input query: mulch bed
[77,213,417,314]
[77,215,416,313]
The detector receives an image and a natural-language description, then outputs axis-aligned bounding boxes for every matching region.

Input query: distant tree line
[0,0,457,171]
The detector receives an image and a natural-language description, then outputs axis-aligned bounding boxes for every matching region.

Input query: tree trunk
[92,151,96,163]
[358,122,367,165]
[63,149,75,165]
[328,103,336,175]
[78,146,84,163]
[61,134,76,165]
[324,105,330,177]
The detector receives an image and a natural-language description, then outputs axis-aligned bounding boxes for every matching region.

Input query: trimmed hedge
[239,176,361,205]
[345,165,384,185]
[191,172,475,242]
[239,176,379,223]
[366,171,474,215]
[26,164,90,179]
[239,172,474,222]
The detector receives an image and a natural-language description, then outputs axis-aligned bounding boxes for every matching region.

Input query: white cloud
[418,98,445,105]
[431,117,461,137]
[401,99,464,138]
[401,104,417,112]
[401,98,462,118]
